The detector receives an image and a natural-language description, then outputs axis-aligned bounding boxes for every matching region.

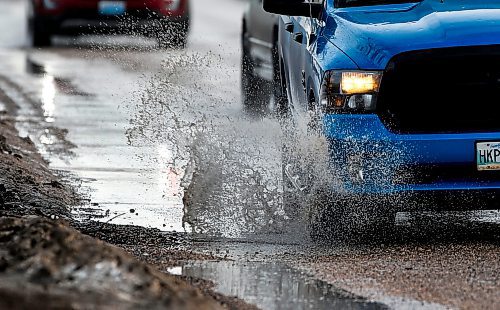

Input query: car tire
[241,32,271,108]
[276,66,343,242]
[28,5,52,48]
[33,27,52,47]
[278,63,311,222]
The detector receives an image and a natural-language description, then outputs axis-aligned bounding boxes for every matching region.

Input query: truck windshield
[336,0,422,8]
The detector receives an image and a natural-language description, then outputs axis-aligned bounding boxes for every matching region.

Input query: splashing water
[125,48,338,240]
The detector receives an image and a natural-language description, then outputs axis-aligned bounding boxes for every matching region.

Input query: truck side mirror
[263,0,323,18]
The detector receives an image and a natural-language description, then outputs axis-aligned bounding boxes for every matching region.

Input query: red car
[28,0,190,47]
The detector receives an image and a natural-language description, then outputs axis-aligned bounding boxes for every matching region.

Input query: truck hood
[327,0,500,69]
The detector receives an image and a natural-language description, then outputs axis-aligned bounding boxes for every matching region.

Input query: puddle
[0,48,186,231]
[26,56,93,97]
[176,261,387,310]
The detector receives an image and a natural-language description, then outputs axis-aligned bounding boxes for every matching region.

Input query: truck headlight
[320,71,383,113]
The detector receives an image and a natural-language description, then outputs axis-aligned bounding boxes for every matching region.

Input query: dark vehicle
[28,0,190,47]
[264,0,500,240]
[241,0,278,107]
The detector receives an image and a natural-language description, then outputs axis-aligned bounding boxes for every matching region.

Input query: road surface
[0,0,498,309]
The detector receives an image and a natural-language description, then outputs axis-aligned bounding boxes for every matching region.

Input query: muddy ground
[0,98,257,309]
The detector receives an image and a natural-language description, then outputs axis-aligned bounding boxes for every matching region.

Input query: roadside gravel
[292,240,500,309]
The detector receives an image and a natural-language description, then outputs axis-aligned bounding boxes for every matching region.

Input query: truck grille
[377,45,500,134]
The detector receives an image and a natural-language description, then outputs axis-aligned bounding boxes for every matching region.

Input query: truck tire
[241,31,271,108]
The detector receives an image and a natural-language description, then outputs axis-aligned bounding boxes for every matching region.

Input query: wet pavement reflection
[177,261,387,310]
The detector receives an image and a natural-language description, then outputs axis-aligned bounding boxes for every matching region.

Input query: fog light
[347,94,375,110]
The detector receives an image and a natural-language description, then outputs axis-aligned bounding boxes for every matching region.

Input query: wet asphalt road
[0,0,499,309]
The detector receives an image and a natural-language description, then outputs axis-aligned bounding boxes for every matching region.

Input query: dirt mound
[0,216,221,310]
[0,115,77,219]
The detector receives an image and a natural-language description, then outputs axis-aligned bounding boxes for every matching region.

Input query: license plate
[476,141,500,171]
[98,1,126,15]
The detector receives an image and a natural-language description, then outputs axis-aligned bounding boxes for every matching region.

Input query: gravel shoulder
[297,244,499,309]
[288,226,500,310]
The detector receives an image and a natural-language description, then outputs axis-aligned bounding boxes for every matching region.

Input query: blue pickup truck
[264,0,500,240]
